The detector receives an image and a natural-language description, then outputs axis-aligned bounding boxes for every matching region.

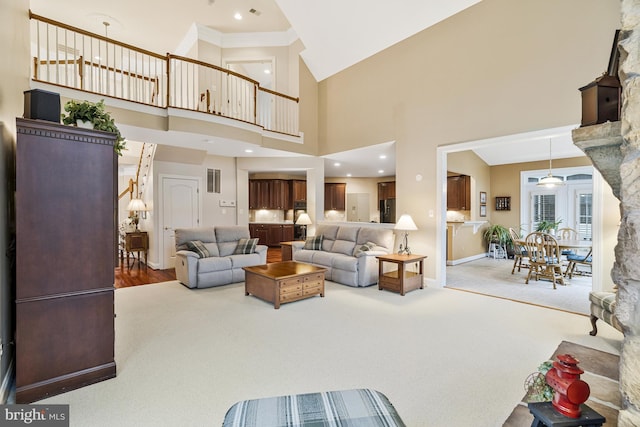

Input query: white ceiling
[29,0,586,177]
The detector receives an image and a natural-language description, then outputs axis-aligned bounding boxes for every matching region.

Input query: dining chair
[565,248,593,279]
[508,227,528,274]
[556,227,579,258]
[524,232,565,289]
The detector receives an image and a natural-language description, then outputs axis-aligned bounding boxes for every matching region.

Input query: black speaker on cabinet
[23,89,61,123]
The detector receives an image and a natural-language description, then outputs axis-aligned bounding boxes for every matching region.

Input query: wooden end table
[243,261,326,309]
[376,254,427,295]
[280,241,303,261]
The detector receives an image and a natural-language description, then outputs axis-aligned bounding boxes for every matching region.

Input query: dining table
[513,237,592,279]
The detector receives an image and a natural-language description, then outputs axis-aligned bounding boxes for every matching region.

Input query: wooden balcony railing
[29,12,300,136]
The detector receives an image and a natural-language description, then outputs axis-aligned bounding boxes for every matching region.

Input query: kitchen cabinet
[447,175,471,210]
[249,179,292,210]
[292,180,306,202]
[325,183,346,210]
[377,181,396,202]
[250,223,294,246]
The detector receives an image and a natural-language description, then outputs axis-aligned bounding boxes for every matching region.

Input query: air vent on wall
[207,168,220,193]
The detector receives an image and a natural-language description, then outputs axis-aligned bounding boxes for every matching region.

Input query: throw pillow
[234,238,258,254]
[186,240,210,258]
[354,241,377,257]
[303,235,323,250]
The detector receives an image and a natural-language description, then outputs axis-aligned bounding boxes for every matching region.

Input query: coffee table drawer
[303,285,321,295]
[280,283,303,295]
[280,290,304,302]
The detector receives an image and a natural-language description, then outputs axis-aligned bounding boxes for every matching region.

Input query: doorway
[436,126,606,297]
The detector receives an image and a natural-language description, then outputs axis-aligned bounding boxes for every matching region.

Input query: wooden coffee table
[243,261,326,309]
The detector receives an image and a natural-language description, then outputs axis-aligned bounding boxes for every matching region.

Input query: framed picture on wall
[480,204,487,217]
[480,191,487,204]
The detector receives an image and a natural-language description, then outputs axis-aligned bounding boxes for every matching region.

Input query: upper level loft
[29,12,301,138]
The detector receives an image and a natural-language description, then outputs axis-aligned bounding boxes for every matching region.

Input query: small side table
[124,231,148,269]
[280,241,302,261]
[528,402,605,427]
[376,253,427,295]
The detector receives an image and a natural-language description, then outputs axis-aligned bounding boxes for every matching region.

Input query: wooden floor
[115,247,283,288]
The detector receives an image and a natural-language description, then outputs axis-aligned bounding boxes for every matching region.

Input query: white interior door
[161,176,199,268]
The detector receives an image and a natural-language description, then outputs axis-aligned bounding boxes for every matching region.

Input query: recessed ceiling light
[346,173,352,177]
[334,162,340,167]
[234,12,243,20]
[379,155,386,159]
[244,149,253,153]
[264,69,271,74]
[378,169,384,174]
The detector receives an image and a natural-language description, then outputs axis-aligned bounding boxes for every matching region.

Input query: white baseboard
[446,253,489,266]
[0,358,15,404]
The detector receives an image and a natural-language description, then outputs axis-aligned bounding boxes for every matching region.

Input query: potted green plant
[482,223,513,254]
[535,218,562,233]
[61,99,126,156]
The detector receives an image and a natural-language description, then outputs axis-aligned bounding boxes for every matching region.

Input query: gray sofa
[291,224,395,287]
[174,226,267,289]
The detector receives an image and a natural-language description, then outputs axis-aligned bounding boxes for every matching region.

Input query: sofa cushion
[234,238,258,254]
[198,256,233,274]
[316,225,339,252]
[304,235,323,250]
[186,240,210,258]
[332,239,356,256]
[175,227,216,251]
[332,253,358,272]
[216,226,251,256]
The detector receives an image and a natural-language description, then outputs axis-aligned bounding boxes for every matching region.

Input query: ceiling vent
[249,8,261,16]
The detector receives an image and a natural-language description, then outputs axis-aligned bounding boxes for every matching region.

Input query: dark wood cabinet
[16,118,116,403]
[378,181,396,202]
[250,223,294,246]
[249,179,292,210]
[325,183,346,210]
[292,180,306,202]
[447,175,471,210]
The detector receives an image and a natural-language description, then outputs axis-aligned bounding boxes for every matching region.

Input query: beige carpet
[504,340,621,426]
[446,257,592,315]
[39,280,621,426]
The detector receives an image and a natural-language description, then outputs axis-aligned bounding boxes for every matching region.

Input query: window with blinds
[532,194,556,229]
[578,193,593,240]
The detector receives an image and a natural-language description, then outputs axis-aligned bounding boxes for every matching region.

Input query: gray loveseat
[174,226,267,289]
[291,224,395,287]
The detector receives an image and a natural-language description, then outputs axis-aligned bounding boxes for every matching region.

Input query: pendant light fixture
[537,139,564,187]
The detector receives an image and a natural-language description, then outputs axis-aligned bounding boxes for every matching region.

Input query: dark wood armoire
[15,118,116,403]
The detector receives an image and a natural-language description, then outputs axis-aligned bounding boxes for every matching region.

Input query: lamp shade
[394,214,417,231]
[296,212,312,225]
[127,198,147,212]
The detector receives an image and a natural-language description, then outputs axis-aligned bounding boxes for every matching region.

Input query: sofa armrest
[291,241,305,255]
[175,251,199,288]
[254,244,268,263]
[176,249,199,258]
[355,249,389,258]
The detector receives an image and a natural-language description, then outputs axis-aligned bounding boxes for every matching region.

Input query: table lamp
[127,198,147,231]
[296,212,312,240]
[395,214,418,255]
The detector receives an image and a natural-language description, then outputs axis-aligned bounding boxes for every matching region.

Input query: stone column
[573,2,640,425]
[616,3,640,424]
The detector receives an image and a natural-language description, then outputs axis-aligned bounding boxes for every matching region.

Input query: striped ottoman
[222,389,406,426]
[589,291,622,336]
